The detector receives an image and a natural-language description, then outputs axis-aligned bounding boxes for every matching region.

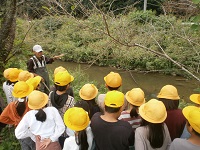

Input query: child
[2,68,21,104]
[157,85,185,140]
[79,83,100,119]
[15,90,65,150]
[170,106,200,150]
[0,81,35,150]
[97,72,122,111]
[63,107,93,150]
[135,99,171,150]
[119,88,145,130]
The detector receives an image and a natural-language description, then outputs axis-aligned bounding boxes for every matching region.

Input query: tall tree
[0,0,17,80]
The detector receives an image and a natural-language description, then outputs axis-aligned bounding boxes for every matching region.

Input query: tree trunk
[0,0,17,81]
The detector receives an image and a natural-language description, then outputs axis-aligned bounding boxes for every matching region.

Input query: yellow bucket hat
[79,84,98,100]
[105,90,124,108]
[104,72,122,88]
[157,85,180,100]
[18,71,34,82]
[8,68,22,82]
[183,106,200,134]
[54,71,74,86]
[190,94,200,105]
[12,81,34,98]
[28,90,48,110]
[3,68,13,79]
[54,66,68,76]
[139,99,167,123]
[64,107,90,131]
[26,76,42,90]
[125,88,145,106]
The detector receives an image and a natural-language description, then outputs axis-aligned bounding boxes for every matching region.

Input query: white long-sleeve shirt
[15,107,65,142]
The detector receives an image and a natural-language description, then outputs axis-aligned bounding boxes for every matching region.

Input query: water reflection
[48,60,199,102]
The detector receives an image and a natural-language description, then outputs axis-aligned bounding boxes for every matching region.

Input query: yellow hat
[125,88,145,106]
[105,91,124,108]
[104,72,122,88]
[3,68,13,79]
[26,76,42,90]
[54,66,68,76]
[64,107,90,131]
[183,106,200,134]
[157,85,180,100]
[139,99,167,123]
[8,68,22,82]
[28,90,48,110]
[12,81,34,98]
[18,71,34,82]
[190,94,200,105]
[79,84,98,100]
[54,71,74,86]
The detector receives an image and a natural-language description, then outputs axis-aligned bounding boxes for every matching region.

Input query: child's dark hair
[141,118,165,148]
[158,98,179,110]
[130,106,139,118]
[107,86,120,91]
[35,109,46,122]
[16,100,26,117]
[105,105,120,113]
[75,130,89,150]
[54,84,68,92]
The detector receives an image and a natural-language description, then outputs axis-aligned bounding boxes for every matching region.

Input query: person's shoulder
[172,138,187,144]
[118,119,132,129]
[45,106,58,112]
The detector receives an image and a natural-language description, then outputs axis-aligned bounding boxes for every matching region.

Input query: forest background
[0,0,200,149]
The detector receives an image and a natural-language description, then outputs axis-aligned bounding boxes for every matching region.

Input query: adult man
[27,44,61,94]
[91,90,134,150]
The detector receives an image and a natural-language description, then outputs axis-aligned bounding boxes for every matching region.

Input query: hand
[35,135,41,141]
[39,138,51,149]
[53,54,64,60]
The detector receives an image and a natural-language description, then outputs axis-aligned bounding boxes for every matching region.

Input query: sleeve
[15,112,36,141]
[49,108,65,142]
[135,128,146,150]
[87,127,94,150]
[0,104,14,125]
[44,56,54,64]
[27,59,35,73]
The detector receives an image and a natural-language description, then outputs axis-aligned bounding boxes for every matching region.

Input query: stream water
[48,60,200,102]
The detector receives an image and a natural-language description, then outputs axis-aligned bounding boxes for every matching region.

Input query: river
[48,60,200,102]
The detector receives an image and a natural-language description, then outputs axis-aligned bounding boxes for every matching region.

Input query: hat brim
[64,108,90,131]
[28,92,48,110]
[182,106,197,120]
[190,94,200,105]
[34,49,43,53]
[157,94,180,100]
[139,103,167,123]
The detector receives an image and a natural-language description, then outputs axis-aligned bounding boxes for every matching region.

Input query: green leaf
[191,24,200,30]
[42,6,50,12]
[71,5,75,11]
[192,0,200,4]
[192,15,200,22]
